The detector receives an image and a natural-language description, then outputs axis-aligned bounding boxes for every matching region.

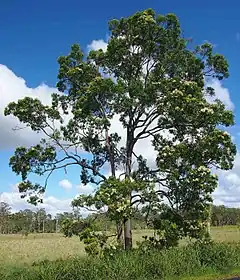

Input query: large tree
[5,9,236,249]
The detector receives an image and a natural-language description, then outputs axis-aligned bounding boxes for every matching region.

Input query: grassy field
[1,228,240,280]
[0,230,152,266]
[1,240,240,280]
[1,226,240,267]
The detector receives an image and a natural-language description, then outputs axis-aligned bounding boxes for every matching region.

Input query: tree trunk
[124,129,133,250]
[43,218,45,233]
[56,218,58,233]
[207,203,212,236]
[116,222,124,245]
[124,219,132,249]
[38,212,40,233]
[106,128,124,246]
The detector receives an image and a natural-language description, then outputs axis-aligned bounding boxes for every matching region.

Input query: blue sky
[1,0,240,214]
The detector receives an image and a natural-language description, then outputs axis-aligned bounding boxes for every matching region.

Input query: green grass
[1,226,240,279]
[1,242,240,280]
[180,267,240,279]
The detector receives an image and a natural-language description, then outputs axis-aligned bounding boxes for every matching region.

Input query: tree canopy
[4,9,236,249]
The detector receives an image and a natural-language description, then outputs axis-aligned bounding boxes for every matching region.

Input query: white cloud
[213,153,240,207]
[206,79,234,110]
[76,183,94,194]
[0,64,56,149]
[59,179,72,190]
[0,191,72,216]
[87,39,108,52]
[0,185,94,217]
[9,183,19,193]
[225,173,240,186]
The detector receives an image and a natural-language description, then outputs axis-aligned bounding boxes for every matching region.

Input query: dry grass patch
[0,226,240,266]
[0,233,84,266]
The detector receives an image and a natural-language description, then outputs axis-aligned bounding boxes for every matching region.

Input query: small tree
[5,9,236,249]
[0,202,11,234]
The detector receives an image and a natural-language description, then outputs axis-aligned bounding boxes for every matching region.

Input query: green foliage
[79,227,109,255]
[137,223,181,251]
[61,219,74,237]
[60,218,90,238]
[189,241,239,272]
[72,177,147,222]
[4,8,236,249]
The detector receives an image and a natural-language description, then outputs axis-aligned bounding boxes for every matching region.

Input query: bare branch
[134,111,160,143]
[81,206,105,213]
[131,199,142,207]
[44,162,79,173]
[39,126,107,180]
[44,169,54,190]
[135,107,157,129]
[137,127,165,140]
[131,193,142,200]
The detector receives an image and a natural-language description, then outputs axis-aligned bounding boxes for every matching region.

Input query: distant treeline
[0,202,82,234]
[211,205,240,226]
[0,202,239,234]
[0,201,147,234]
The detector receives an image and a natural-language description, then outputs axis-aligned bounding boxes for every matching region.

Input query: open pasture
[1,227,240,266]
